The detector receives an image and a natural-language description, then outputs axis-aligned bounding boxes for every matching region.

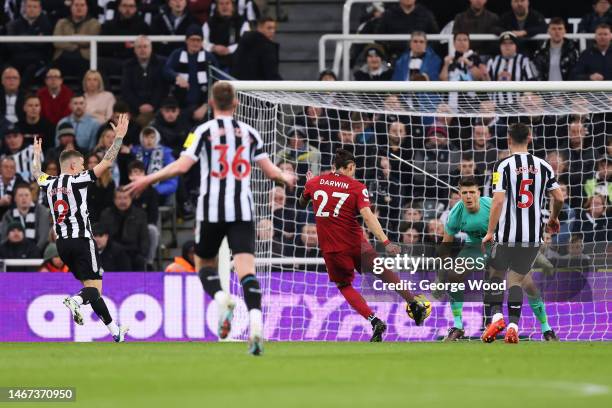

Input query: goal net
[225,80,612,342]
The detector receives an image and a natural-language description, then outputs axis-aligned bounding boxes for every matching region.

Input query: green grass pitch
[2,342,612,408]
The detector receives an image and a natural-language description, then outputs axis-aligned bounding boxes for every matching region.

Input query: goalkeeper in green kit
[440,177,557,342]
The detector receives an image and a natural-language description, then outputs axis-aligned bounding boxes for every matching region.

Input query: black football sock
[240,274,262,311]
[507,285,523,326]
[484,277,505,318]
[75,287,100,305]
[198,267,223,298]
[90,296,113,325]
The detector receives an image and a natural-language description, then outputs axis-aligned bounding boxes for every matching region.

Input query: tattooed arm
[93,113,129,179]
[32,137,46,182]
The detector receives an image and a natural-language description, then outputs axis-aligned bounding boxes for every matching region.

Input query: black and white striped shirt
[492,153,559,245]
[486,53,536,104]
[12,145,43,182]
[37,170,97,239]
[182,117,268,223]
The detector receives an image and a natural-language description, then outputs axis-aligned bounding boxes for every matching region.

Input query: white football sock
[249,309,263,338]
[507,323,519,332]
[106,321,119,336]
[492,312,504,323]
[71,295,84,306]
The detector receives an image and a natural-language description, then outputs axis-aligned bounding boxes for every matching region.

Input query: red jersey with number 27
[303,173,371,254]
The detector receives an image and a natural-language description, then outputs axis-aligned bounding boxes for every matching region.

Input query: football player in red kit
[299,149,429,341]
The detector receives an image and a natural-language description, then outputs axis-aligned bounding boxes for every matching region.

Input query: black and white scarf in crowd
[177,50,209,90]
[136,148,165,175]
[11,205,37,241]
[486,53,536,105]
[0,177,16,198]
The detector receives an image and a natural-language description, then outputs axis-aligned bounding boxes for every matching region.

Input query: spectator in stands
[453,0,503,55]
[289,224,324,272]
[39,243,69,273]
[121,36,168,126]
[52,0,101,79]
[533,18,581,81]
[256,218,283,260]
[376,0,438,59]
[92,223,131,271]
[424,218,444,244]
[571,23,612,80]
[384,119,412,185]
[574,194,611,243]
[92,126,130,185]
[293,106,334,149]
[0,221,41,266]
[318,69,337,81]
[150,96,192,157]
[276,126,321,177]
[470,122,497,173]
[127,160,160,270]
[0,157,23,217]
[270,185,298,243]
[47,122,87,163]
[188,0,214,24]
[151,0,199,56]
[0,183,49,251]
[353,44,393,81]
[139,0,164,25]
[37,68,74,126]
[131,127,178,203]
[164,25,218,121]
[100,0,150,63]
[350,2,385,65]
[439,33,487,82]
[20,95,54,151]
[5,0,52,88]
[585,156,612,203]
[327,123,376,181]
[86,153,116,223]
[128,160,160,225]
[231,16,281,80]
[401,226,421,246]
[546,150,569,184]
[392,32,441,82]
[100,187,150,271]
[546,182,575,248]
[0,66,25,125]
[56,94,100,151]
[500,0,547,53]
[485,32,536,105]
[1,123,38,181]
[450,155,485,192]
[579,0,612,33]
[165,240,196,272]
[367,156,403,242]
[204,0,250,71]
[82,70,116,124]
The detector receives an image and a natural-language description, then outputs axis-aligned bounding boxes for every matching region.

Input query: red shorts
[322,241,378,285]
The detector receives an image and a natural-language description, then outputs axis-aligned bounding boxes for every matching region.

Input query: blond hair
[83,70,105,93]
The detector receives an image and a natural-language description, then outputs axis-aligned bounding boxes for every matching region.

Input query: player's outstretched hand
[385,242,401,256]
[125,177,149,198]
[481,232,494,253]
[305,170,314,181]
[546,217,560,234]
[33,136,43,157]
[110,113,129,139]
[282,171,297,188]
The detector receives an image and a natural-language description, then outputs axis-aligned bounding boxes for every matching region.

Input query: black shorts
[195,221,255,259]
[56,238,103,281]
[489,244,540,275]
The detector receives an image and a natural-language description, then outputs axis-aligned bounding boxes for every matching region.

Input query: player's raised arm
[93,113,129,178]
[126,155,196,197]
[31,136,46,182]
[359,206,400,255]
[257,156,296,187]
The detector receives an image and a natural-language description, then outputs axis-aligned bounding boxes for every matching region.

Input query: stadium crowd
[0,0,610,273]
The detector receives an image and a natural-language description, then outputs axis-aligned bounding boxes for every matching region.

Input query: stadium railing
[0,259,43,272]
[0,35,184,71]
[340,0,584,80]
[320,32,596,80]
